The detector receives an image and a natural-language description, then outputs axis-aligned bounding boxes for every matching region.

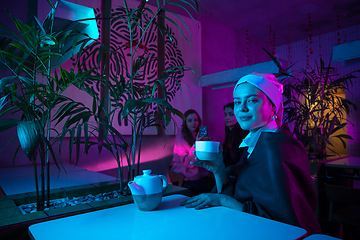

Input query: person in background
[171,109,215,196]
[222,102,249,168]
[181,73,321,235]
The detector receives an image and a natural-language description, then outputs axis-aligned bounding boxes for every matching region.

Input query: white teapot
[128,169,168,211]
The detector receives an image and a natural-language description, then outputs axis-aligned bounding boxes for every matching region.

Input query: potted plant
[73,0,199,192]
[0,0,200,209]
[265,49,358,161]
[0,0,99,210]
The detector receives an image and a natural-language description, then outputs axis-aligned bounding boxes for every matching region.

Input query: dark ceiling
[151,0,360,46]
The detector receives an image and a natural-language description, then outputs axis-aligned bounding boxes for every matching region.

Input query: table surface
[324,156,360,169]
[0,163,117,195]
[28,194,307,240]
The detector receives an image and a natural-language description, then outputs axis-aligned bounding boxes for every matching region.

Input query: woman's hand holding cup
[190,146,224,174]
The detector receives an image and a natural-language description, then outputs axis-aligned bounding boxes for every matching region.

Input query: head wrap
[233,72,284,126]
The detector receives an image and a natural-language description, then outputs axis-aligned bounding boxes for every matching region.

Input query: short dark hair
[224,102,234,110]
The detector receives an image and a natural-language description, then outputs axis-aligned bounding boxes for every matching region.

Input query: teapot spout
[128,181,145,195]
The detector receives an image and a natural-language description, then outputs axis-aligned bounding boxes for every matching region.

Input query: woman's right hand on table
[181,192,244,211]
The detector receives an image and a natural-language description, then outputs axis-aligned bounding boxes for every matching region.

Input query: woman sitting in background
[181,73,321,235]
[171,109,215,196]
[222,102,249,168]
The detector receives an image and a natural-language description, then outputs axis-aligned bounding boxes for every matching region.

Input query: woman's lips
[239,116,251,121]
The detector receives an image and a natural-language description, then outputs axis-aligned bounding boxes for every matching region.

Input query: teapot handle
[159,175,168,193]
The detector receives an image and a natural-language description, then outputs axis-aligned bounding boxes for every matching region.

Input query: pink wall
[200,17,237,143]
[200,17,271,144]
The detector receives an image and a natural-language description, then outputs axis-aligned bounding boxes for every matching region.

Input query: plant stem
[47,157,50,207]
[41,148,45,210]
[117,159,123,192]
[131,122,136,179]
[136,118,144,176]
[33,160,40,211]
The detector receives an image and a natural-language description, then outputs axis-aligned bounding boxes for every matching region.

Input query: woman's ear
[272,105,276,113]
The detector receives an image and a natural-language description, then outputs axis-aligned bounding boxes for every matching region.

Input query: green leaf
[0,19,25,45]
[53,102,81,125]
[335,136,347,149]
[65,111,92,128]
[0,118,20,132]
[17,121,39,161]
[0,96,7,112]
[333,134,353,140]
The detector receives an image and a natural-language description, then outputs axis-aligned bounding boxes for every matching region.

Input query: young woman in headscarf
[181,73,321,235]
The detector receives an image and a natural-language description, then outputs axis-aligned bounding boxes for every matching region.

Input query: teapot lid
[143,169,152,175]
[134,169,164,194]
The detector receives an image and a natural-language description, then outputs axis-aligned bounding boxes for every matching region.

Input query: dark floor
[0,225,32,240]
[319,219,360,240]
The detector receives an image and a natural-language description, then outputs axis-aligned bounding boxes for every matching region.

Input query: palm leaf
[0,118,20,132]
[17,121,39,160]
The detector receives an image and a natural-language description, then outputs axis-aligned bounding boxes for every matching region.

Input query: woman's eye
[248,98,258,103]
[234,101,241,105]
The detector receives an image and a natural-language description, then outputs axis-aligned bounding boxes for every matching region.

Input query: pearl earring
[272,115,277,120]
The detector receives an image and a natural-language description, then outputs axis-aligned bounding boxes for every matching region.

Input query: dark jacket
[222,123,248,168]
[221,125,321,235]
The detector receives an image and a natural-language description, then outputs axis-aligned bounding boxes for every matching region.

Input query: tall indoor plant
[0,0,200,208]
[74,0,199,192]
[0,0,99,210]
[266,49,358,160]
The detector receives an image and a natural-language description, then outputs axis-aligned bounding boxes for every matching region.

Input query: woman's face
[233,83,274,133]
[186,113,199,134]
[224,107,237,129]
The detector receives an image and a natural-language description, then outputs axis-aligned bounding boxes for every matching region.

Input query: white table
[29,194,307,240]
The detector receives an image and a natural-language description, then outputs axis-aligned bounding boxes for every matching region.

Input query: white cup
[195,141,220,153]
[195,141,220,161]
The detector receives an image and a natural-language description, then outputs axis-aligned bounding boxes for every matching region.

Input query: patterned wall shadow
[75,6,185,132]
